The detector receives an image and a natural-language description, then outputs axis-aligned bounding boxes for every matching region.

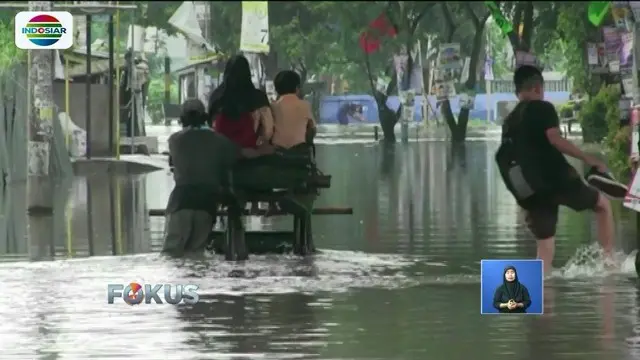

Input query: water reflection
[0,174,152,260]
[0,141,638,359]
[177,293,322,358]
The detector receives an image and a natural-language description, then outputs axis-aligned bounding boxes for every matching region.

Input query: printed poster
[622,69,635,97]
[587,43,599,65]
[632,128,639,158]
[437,43,462,70]
[598,42,607,67]
[631,107,640,158]
[399,89,415,124]
[376,74,391,93]
[393,54,410,92]
[612,2,632,30]
[431,43,462,101]
[603,26,621,66]
[459,92,475,110]
[515,51,538,68]
[620,98,632,124]
[460,56,471,84]
[631,1,640,21]
[393,43,425,94]
[609,60,620,73]
[240,1,269,53]
[624,170,640,212]
[431,68,457,101]
[244,52,264,88]
[626,105,640,212]
[620,31,633,69]
[628,107,640,213]
[590,42,609,74]
[409,41,426,94]
[484,55,494,80]
[265,80,276,102]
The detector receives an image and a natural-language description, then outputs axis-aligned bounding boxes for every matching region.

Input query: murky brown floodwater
[1,140,640,359]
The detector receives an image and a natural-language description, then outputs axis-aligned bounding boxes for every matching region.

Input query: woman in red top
[208,55,274,148]
[208,55,277,213]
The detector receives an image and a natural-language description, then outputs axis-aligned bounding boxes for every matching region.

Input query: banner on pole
[240,1,270,53]
[484,1,513,35]
[624,171,640,212]
[515,51,539,68]
[588,1,612,26]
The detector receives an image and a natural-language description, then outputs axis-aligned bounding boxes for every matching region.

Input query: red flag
[359,13,397,54]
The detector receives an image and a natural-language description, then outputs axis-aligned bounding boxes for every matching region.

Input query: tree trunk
[363,54,400,143]
[259,52,279,80]
[378,98,398,143]
[442,8,489,144]
[452,108,471,142]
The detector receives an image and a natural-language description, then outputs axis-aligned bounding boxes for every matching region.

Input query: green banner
[588,1,612,26]
[485,1,513,35]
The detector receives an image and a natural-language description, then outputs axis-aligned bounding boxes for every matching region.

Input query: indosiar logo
[15,12,74,50]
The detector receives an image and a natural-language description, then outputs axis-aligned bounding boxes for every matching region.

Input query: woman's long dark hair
[208,54,269,121]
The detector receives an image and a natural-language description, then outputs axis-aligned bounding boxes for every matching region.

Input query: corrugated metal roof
[66,58,127,77]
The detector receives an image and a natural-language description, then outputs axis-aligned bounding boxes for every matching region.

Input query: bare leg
[524,206,557,275]
[593,193,614,258]
[536,237,555,274]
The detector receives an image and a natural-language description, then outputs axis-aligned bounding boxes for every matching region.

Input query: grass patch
[468,118,498,127]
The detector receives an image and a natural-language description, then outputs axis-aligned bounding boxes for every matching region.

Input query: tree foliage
[553,3,598,95]
[0,10,25,70]
[490,2,595,93]
[116,1,591,142]
[437,2,491,143]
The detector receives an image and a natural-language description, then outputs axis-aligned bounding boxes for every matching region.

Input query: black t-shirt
[503,100,575,192]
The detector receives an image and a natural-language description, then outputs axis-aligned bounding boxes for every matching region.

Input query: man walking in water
[498,65,624,274]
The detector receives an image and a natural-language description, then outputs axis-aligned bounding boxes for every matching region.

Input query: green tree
[486,20,512,80]
[0,16,25,70]
[438,3,491,143]
[554,3,600,95]
[325,2,435,142]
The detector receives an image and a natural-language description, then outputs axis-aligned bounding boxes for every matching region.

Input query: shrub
[595,85,633,181]
[557,103,574,119]
[578,85,619,143]
[604,125,632,181]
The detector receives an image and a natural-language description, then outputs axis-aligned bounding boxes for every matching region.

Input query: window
[179,72,196,103]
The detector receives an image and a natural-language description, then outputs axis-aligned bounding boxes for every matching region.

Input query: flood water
[1,140,640,359]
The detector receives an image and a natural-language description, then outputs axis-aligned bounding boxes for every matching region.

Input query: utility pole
[631,14,640,271]
[28,0,55,177]
[27,1,56,260]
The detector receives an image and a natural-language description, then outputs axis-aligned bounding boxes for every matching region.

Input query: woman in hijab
[492,265,532,313]
[208,54,274,148]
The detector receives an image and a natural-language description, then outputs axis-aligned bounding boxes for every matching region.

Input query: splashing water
[553,243,636,279]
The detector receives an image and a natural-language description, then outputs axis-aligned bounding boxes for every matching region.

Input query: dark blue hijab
[503,265,523,300]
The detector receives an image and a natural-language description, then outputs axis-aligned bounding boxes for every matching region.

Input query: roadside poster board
[240,1,270,53]
[431,43,462,101]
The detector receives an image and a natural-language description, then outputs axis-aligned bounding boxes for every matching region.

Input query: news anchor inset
[480,259,543,315]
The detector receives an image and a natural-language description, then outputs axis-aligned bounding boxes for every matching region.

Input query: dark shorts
[523,180,600,240]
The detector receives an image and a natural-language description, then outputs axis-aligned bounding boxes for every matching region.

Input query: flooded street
[1,140,640,359]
